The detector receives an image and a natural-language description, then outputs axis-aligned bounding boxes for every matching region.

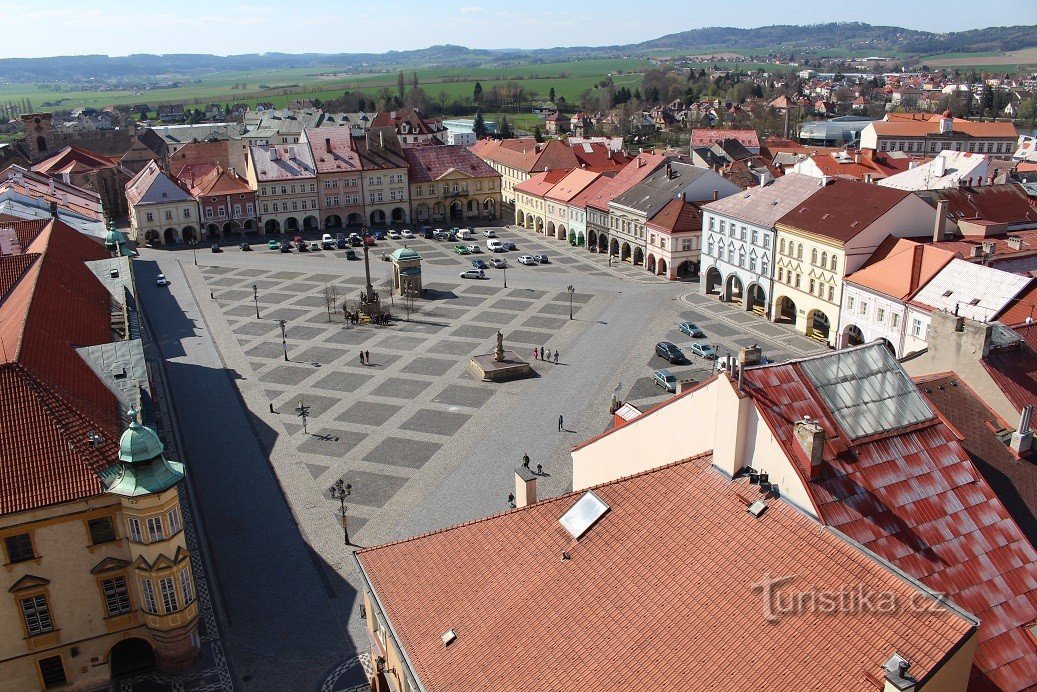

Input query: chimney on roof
[933,199,948,242]
[908,160,919,170]
[48,178,55,194]
[1007,236,1023,251]
[49,200,57,218]
[864,173,873,184]
[288,146,297,160]
[939,113,953,134]
[638,147,644,155]
[933,155,946,177]
[514,465,537,508]
[1011,405,1034,455]
[325,137,331,153]
[379,130,384,148]
[854,152,861,164]
[883,654,917,692]
[982,240,996,265]
[666,162,672,179]
[678,191,686,202]
[581,163,586,169]
[794,416,825,480]
[820,175,830,186]
[636,156,643,168]
[909,243,925,292]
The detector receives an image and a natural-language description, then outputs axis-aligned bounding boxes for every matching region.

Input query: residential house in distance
[370,109,448,146]
[469,138,578,204]
[700,173,821,315]
[32,145,129,219]
[582,152,670,255]
[0,165,106,239]
[355,447,979,691]
[570,343,1037,691]
[241,108,324,146]
[301,127,364,229]
[125,161,200,245]
[156,104,186,123]
[247,143,319,235]
[354,127,410,226]
[770,179,936,345]
[838,237,958,355]
[186,165,258,240]
[608,161,739,268]
[0,220,201,690]
[403,145,501,225]
[859,112,1018,157]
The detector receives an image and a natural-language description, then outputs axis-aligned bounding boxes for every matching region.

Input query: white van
[487,239,504,252]
[458,229,473,240]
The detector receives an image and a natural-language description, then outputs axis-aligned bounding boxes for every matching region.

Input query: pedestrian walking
[553,350,559,364]
[522,453,530,468]
[359,352,365,366]
[558,414,563,431]
[364,350,370,365]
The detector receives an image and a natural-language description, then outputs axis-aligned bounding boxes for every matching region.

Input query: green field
[0,58,651,113]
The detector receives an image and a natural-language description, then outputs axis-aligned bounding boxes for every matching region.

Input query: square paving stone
[219,290,253,302]
[422,306,468,321]
[224,304,258,318]
[258,292,295,305]
[284,325,329,341]
[431,384,494,408]
[363,352,403,369]
[297,428,368,458]
[260,364,317,386]
[340,276,367,285]
[705,322,738,338]
[552,291,593,303]
[336,469,409,509]
[370,377,434,400]
[308,274,340,284]
[251,279,281,290]
[522,315,567,330]
[293,295,329,309]
[246,342,290,360]
[462,285,500,296]
[203,266,236,275]
[337,401,402,427]
[451,324,499,340]
[509,289,547,299]
[504,329,552,346]
[268,271,304,280]
[470,310,515,326]
[406,321,448,334]
[296,345,349,365]
[399,409,471,436]
[445,295,489,308]
[266,307,309,321]
[282,393,339,417]
[362,436,442,470]
[538,302,571,316]
[427,339,480,357]
[490,298,534,312]
[374,335,427,352]
[400,356,457,377]
[312,370,370,393]
[209,276,242,287]
[234,321,279,337]
[325,328,380,345]
[428,258,457,266]
[282,282,320,293]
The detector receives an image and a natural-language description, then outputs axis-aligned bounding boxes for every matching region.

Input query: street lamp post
[193,242,198,266]
[328,479,352,546]
[295,400,310,434]
[567,285,575,320]
[252,283,260,319]
[279,319,288,361]
[503,263,507,289]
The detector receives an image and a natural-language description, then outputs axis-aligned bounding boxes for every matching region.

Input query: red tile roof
[922,184,1037,227]
[370,108,445,137]
[803,150,918,181]
[513,169,567,197]
[188,165,252,197]
[469,138,579,174]
[872,115,1017,140]
[0,252,39,302]
[358,455,976,692]
[743,350,1037,691]
[997,282,1037,327]
[647,197,703,234]
[585,153,670,212]
[776,179,912,243]
[565,174,613,211]
[304,127,362,175]
[690,128,760,150]
[0,220,122,515]
[846,237,959,300]
[169,140,232,180]
[31,145,118,176]
[542,168,601,204]
[983,323,1037,415]
[402,145,498,183]
[569,141,632,171]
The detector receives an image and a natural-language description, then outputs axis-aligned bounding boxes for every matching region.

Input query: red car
[363,236,376,246]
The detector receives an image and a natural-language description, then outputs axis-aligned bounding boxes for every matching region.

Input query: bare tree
[323,284,339,322]
[403,290,417,322]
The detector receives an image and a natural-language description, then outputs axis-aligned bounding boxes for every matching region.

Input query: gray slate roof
[700,172,821,228]
[610,162,708,217]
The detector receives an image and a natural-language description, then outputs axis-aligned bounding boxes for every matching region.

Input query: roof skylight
[559,492,610,540]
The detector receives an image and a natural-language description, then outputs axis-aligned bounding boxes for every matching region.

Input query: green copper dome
[119,416,164,463]
[104,409,184,497]
[390,247,421,261]
[104,221,128,248]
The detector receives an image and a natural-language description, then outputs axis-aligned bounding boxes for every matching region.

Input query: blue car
[678,322,705,338]
[472,259,488,269]
[374,231,385,240]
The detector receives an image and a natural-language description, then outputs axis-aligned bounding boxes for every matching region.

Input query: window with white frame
[847,295,855,311]
[140,578,157,613]
[102,576,132,616]
[167,507,182,535]
[159,576,178,613]
[127,517,143,543]
[876,307,885,323]
[859,301,868,316]
[911,318,923,337]
[179,568,194,606]
[146,516,164,542]
[891,313,900,328]
[20,594,53,635]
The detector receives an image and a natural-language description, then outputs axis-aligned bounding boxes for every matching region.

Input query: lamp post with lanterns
[328,479,352,546]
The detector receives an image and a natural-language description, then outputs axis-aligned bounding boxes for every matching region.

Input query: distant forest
[2,22,1036,83]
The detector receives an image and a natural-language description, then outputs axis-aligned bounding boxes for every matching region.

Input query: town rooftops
[742,343,1037,690]
[565,174,613,211]
[0,165,103,221]
[690,128,760,151]
[188,165,252,198]
[610,161,712,217]
[514,169,567,198]
[402,145,497,183]
[302,127,362,175]
[32,145,118,177]
[585,152,669,212]
[909,258,1031,321]
[0,220,124,515]
[356,454,976,692]
[646,196,703,234]
[370,108,446,137]
[543,168,601,203]
[700,172,820,228]
[846,237,959,301]
[469,138,579,174]
[169,140,232,180]
[800,149,917,181]
[125,160,195,206]
[870,113,1017,139]
[776,178,912,243]
[353,127,408,171]
[249,143,317,181]
[982,322,1037,415]
[878,151,996,191]
[920,183,1037,229]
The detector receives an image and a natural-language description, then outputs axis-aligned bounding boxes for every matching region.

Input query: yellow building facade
[772,227,844,345]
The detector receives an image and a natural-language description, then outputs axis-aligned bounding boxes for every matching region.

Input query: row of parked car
[652,321,773,393]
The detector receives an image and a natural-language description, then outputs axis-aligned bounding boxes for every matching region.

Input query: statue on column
[495,331,505,362]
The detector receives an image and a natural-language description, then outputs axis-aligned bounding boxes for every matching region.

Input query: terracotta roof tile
[646,197,703,234]
[402,145,497,183]
[358,455,975,692]
[31,145,118,176]
[776,179,911,243]
[513,169,567,197]
[871,116,1017,140]
[983,323,1037,414]
[543,168,601,204]
[585,153,670,211]
[846,237,959,300]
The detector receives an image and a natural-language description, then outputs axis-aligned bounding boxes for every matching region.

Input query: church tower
[103,408,201,673]
[21,113,53,162]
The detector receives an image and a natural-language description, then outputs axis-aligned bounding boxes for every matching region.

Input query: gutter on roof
[353,553,428,692]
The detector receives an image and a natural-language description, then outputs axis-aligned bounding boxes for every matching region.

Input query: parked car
[518,254,537,265]
[460,268,485,279]
[502,241,517,251]
[374,231,385,240]
[653,369,678,393]
[298,242,309,252]
[363,236,376,246]
[433,228,448,240]
[210,244,222,253]
[447,229,458,241]
[483,229,497,238]
[309,242,320,251]
[678,322,705,338]
[401,229,415,239]
[490,257,508,268]
[472,259,488,269]
[533,254,549,263]
[690,343,718,360]
[388,230,401,240]
[454,244,470,255]
[345,249,358,260]
[458,229,473,240]
[321,233,334,245]
[280,242,292,253]
[487,239,504,252]
[240,242,251,251]
[350,237,363,247]
[655,341,686,364]
[422,228,435,239]
[466,244,481,253]
[336,237,347,249]
[267,240,280,250]
[336,232,346,242]
[155,273,169,286]
[321,239,335,249]
[294,235,303,244]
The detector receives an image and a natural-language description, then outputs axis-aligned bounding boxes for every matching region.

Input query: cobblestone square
[362,437,443,470]
[337,401,402,427]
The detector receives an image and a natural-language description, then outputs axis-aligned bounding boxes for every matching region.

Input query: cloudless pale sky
[2,0,1035,59]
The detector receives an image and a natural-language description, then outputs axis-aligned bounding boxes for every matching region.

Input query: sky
[1,0,1035,59]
